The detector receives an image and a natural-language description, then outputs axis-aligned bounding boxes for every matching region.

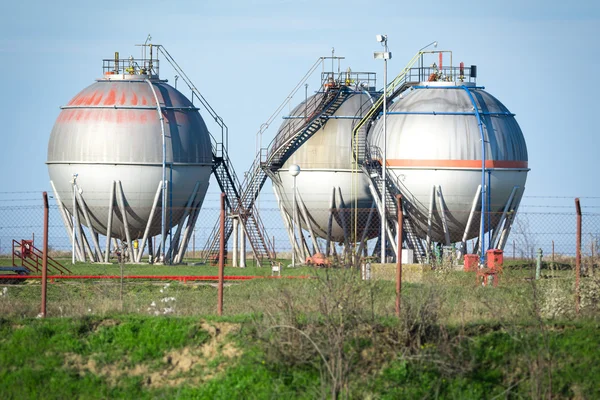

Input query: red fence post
[41,192,49,318]
[575,198,582,316]
[218,193,226,316]
[396,195,403,318]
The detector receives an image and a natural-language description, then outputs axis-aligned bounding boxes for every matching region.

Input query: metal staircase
[200,84,352,264]
[156,45,274,264]
[266,86,351,168]
[361,146,426,263]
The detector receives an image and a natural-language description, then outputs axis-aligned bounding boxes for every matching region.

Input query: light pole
[289,164,301,267]
[374,35,391,263]
[71,173,78,264]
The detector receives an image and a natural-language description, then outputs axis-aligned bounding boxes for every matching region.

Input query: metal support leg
[326,187,335,257]
[337,187,350,251]
[116,181,134,263]
[136,181,163,262]
[74,185,101,261]
[292,189,308,260]
[273,186,301,263]
[174,195,204,264]
[232,216,239,267]
[76,208,93,262]
[436,186,451,246]
[105,181,115,263]
[426,185,436,258]
[50,181,84,262]
[167,182,200,262]
[460,185,482,257]
[490,186,518,249]
[357,200,376,258]
[240,221,246,268]
[297,192,321,254]
[367,184,397,258]
[497,189,523,250]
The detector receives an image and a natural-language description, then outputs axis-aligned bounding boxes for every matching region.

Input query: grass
[0,259,598,398]
[1,315,599,399]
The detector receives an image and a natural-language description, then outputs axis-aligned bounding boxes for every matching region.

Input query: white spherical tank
[368,81,528,243]
[47,70,213,241]
[271,88,378,242]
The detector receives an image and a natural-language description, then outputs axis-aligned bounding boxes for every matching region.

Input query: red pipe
[41,192,49,318]
[0,275,312,281]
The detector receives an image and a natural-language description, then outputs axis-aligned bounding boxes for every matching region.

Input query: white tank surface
[368,81,528,243]
[271,89,378,242]
[47,67,213,241]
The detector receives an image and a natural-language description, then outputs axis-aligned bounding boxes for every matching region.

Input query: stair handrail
[351,50,424,161]
[265,86,345,167]
[156,45,228,150]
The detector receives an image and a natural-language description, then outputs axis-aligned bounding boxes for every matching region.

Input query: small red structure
[463,254,479,272]
[486,249,504,273]
[477,268,500,287]
[20,240,34,258]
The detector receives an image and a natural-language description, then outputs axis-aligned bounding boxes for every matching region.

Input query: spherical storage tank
[368,81,528,244]
[270,87,377,242]
[47,60,213,242]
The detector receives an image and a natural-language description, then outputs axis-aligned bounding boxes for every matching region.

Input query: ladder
[360,146,427,263]
[156,46,275,264]
[267,86,351,168]
[200,85,351,263]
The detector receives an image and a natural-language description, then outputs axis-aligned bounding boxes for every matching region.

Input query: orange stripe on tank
[380,159,528,169]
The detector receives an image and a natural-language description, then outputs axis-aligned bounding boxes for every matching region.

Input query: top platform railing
[102,57,160,77]
[320,71,377,91]
[405,65,477,85]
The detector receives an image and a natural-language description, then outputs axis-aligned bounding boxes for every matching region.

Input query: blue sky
[1,0,599,212]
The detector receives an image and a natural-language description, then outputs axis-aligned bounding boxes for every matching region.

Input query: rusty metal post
[575,198,582,315]
[218,193,226,316]
[396,195,403,318]
[41,192,49,318]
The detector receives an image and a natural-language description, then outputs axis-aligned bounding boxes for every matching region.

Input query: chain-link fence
[1,191,599,262]
[1,191,599,319]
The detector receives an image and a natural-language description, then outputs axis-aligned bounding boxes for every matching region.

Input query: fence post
[536,248,543,280]
[41,192,49,318]
[396,195,403,318]
[575,198,582,316]
[218,193,226,316]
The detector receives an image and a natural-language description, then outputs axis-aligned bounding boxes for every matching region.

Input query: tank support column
[232,216,239,267]
[50,181,85,262]
[337,187,350,260]
[426,185,436,259]
[490,186,518,249]
[167,182,200,262]
[367,183,398,259]
[460,185,482,257]
[240,219,246,268]
[75,184,102,261]
[136,181,163,263]
[297,193,321,254]
[273,186,302,265]
[174,198,203,264]
[497,189,523,251]
[116,181,134,263]
[105,182,116,262]
[357,200,376,258]
[326,187,335,257]
[436,186,451,246]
